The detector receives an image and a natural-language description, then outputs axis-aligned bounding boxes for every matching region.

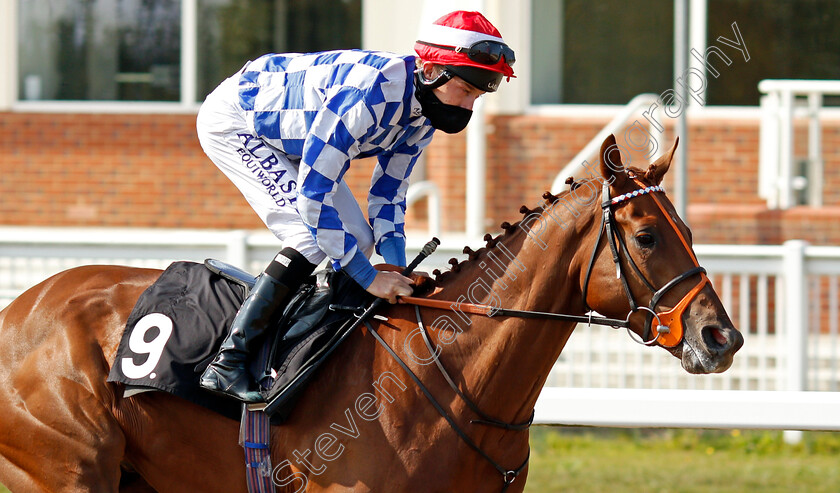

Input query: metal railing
[2,229,837,392]
[549,241,840,394]
[0,227,461,308]
[758,79,840,209]
[550,93,665,194]
[405,180,442,238]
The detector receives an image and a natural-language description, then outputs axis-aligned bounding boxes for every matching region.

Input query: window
[16,0,362,103]
[196,0,362,100]
[531,0,673,105]
[18,0,181,101]
[530,0,840,106]
[706,0,840,106]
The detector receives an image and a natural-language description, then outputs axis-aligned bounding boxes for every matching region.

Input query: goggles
[416,40,516,67]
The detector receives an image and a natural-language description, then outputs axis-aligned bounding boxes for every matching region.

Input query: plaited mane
[431,176,587,284]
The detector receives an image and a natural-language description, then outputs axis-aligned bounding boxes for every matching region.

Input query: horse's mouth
[677,341,711,373]
[668,325,741,374]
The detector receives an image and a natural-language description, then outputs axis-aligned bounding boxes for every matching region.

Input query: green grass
[2,429,837,492]
[524,427,840,493]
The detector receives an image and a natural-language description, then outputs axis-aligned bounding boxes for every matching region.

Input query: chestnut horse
[0,135,742,492]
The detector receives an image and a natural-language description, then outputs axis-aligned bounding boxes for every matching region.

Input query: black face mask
[414,72,473,134]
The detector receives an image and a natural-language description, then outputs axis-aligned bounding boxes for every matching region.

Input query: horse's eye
[636,233,656,248]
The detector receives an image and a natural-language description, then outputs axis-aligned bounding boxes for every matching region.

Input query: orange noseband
[633,178,709,348]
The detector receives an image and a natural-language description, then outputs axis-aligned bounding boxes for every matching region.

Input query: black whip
[259,237,441,413]
[354,237,441,319]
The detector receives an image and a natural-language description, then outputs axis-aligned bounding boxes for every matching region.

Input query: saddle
[108,259,373,424]
[206,259,375,421]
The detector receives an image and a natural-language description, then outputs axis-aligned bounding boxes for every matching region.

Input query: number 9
[121,313,173,379]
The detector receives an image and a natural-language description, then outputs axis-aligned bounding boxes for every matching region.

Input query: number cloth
[108,261,246,420]
[197,50,435,288]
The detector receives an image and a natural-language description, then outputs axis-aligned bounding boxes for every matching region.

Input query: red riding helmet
[414,10,515,93]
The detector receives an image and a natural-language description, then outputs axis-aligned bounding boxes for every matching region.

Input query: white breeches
[196,75,374,266]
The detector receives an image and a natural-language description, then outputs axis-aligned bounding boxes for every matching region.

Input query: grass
[524,427,840,493]
[1,429,837,492]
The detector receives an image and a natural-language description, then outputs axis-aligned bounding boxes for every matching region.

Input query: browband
[610,185,665,206]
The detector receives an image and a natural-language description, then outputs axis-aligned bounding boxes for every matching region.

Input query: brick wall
[0,113,264,229]
[1,111,839,246]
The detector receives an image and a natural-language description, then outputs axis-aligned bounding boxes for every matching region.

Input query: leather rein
[378,177,710,491]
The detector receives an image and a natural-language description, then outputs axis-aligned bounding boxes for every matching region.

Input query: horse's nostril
[711,327,728,345]
[702,325,728,350]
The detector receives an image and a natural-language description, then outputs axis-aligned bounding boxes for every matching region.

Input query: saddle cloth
[107,260,371,422]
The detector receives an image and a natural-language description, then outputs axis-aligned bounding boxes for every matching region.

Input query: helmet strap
[415,66,453,91]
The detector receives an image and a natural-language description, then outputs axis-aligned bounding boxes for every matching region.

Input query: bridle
[581,175,710,347]
[401,176,710,347]
[376,176,711,490]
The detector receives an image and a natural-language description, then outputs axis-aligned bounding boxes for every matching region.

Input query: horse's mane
[428,167,658,287]
[428,175,586,286]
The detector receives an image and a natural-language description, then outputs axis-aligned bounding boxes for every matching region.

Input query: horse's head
[579,134,743,374]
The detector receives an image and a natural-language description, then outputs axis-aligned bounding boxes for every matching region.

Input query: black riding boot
[200,247,316,402]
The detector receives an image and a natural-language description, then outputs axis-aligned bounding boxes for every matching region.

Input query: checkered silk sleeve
[368,128,435,253]
[240,50,434,270]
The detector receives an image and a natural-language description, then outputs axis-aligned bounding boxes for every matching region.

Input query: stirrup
[200,365,264,402]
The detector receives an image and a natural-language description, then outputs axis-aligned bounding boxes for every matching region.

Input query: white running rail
[758,79,840,209]
[534,388,840,431]
[1,229,839,434]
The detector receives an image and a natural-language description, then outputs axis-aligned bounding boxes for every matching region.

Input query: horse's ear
[598,134,627,188]
[645,137,679,185]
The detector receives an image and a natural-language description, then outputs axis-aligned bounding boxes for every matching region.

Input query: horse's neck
[433,215,589,422]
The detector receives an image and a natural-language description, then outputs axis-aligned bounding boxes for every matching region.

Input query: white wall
[483,1,530,115]
[0,0,17,110]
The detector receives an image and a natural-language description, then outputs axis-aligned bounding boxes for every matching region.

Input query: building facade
[2,0,839,245]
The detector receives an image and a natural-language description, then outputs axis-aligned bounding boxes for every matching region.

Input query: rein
[398,295,631,327]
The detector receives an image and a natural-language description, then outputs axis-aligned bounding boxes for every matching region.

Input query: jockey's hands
[366,271,414,303]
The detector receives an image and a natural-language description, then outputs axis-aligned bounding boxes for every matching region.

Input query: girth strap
[240,338,276,493]
[240,406,275,493]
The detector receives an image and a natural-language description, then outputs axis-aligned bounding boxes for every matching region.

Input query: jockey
[196,10,515,402]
